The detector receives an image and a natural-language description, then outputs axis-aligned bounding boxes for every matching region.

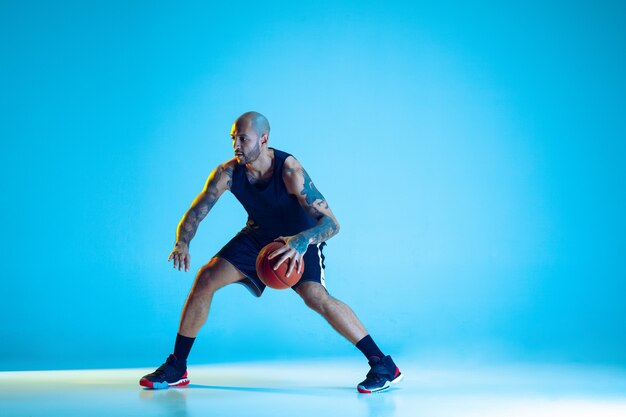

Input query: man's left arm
[269,156,340,276]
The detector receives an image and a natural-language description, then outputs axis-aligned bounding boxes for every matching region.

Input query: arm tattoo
[177,165,233,245]
[285,165,340,251]
[300,169,325,207]
[298,168,330,219]
[224,165,233,189]
[299,215,339,249]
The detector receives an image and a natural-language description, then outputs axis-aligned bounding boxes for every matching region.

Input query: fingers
[292,253,304,276]
[272,251,292,271]
[169,250,189,272]
[178,253,185,271]
[268,245,289,260]
[297,255,304,274]
[285,254,296,277]
[274,250,304,277]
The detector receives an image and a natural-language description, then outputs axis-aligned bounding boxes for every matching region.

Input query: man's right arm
[169,161,234,271]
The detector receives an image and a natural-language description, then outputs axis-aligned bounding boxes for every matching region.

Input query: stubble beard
[240,141,261,165]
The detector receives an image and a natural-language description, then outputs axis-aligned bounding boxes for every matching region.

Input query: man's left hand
[268,235,309,277]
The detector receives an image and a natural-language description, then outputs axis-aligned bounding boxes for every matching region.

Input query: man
[140,111,402,393]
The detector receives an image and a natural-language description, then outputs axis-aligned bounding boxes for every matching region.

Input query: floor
[1,359,625,417]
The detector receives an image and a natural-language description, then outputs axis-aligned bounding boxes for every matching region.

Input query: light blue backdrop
[1,1,625,371]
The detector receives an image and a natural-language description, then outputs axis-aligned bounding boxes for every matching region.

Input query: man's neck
[245,148,274,178]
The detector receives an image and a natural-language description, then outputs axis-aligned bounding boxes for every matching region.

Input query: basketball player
[139,111,402,393]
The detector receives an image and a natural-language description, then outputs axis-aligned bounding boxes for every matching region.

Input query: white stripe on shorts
[317,243,326,288]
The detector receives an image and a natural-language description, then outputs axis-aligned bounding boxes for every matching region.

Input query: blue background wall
[1,1,625,371]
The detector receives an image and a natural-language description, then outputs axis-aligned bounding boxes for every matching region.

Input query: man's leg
[179,257,245,337]
[294,281,367,344]
[140,257,244,389]
[295,282,402,393]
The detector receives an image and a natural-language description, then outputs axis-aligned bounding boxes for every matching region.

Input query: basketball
[255,241,304,289]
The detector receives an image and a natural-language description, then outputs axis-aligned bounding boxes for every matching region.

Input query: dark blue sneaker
[357,355,403,393]
[139,354,189,389]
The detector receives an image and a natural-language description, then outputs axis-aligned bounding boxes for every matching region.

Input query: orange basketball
[255,242,304,289]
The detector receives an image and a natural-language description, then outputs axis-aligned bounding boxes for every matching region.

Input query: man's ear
[261,133,269,145]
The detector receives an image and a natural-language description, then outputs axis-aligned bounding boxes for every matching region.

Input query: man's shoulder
[221,157,238,171]
[210,158,237,184]
[282,154,302,174]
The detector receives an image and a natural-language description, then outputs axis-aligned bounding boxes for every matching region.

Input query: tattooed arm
[269,156,340,276]
[168,160,235,272]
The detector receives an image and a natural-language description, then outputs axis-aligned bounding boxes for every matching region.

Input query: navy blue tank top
[230,148,316,241]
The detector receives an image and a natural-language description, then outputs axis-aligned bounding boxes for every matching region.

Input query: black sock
[173,333,195,362]
[356,335,385,360]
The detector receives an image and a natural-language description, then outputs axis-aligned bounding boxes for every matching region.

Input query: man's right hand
[168,242,190,272]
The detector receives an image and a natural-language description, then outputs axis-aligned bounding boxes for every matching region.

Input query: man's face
[231,120,262,165]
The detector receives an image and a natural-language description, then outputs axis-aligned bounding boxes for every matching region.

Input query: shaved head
[234,111,270,137]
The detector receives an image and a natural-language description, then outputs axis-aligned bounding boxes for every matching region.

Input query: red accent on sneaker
[139,378,154,388]
[172,371,189,387]
[170,378,190,387]
[394,367,400,378]
[357,386,372,394]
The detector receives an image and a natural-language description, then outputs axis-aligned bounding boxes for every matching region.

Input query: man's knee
[192,261,223,295]
[192,257,244,295]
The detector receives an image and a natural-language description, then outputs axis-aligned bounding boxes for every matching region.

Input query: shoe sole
[139,374,190,389]
[357,369,403,394]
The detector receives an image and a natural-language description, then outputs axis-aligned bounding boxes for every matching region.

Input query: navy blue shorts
[215,231,327,297]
